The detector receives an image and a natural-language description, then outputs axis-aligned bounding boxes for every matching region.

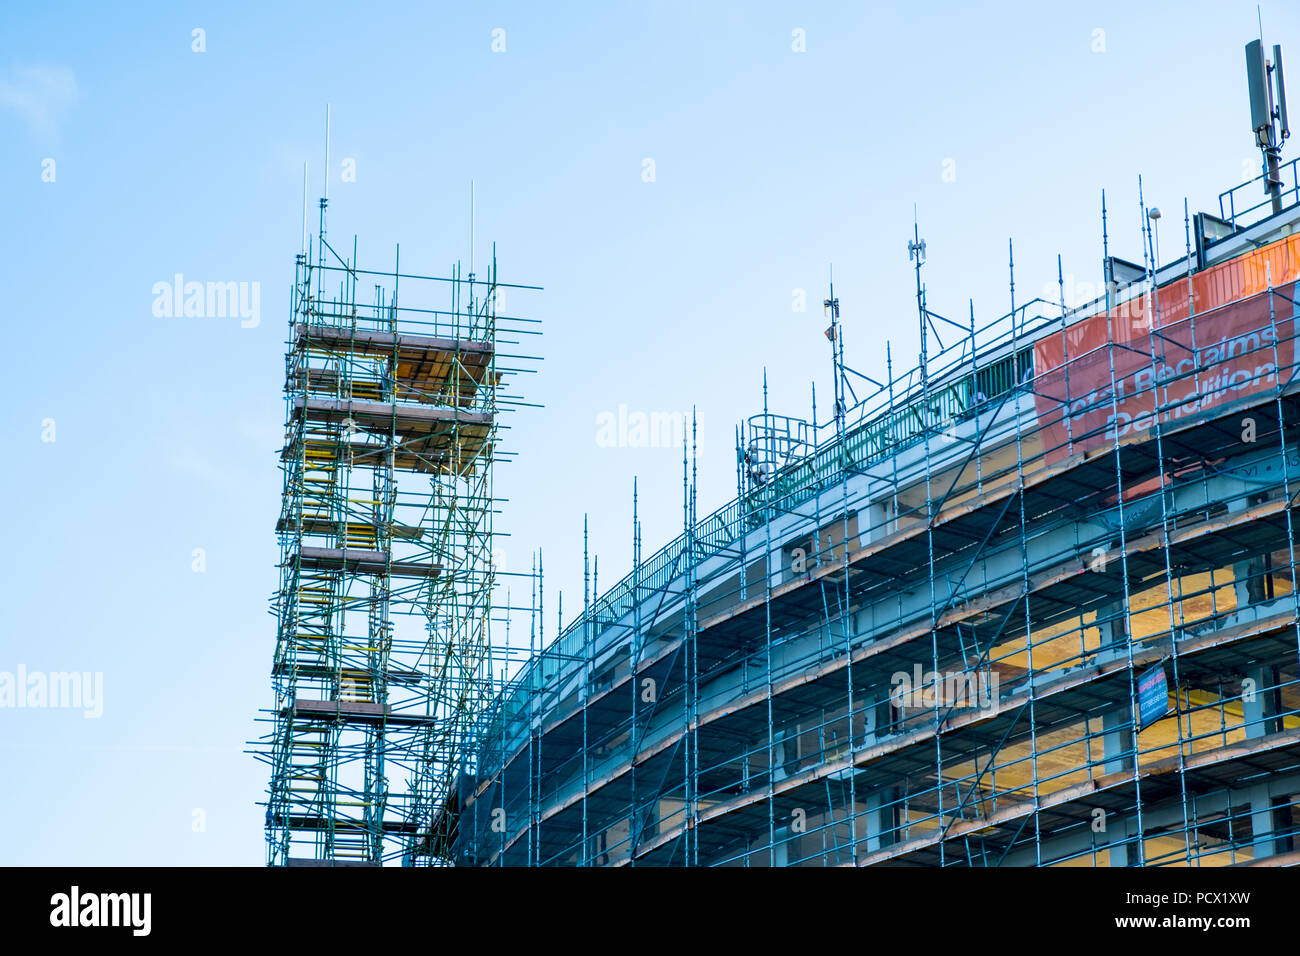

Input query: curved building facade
[445,174,1300,867]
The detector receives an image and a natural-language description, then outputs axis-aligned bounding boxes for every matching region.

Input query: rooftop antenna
[1147,205,1162,272]
[468,180,478,318]
[300,161,308,257]
[1138,175,1158,333]
[1246,32,1290,214]
[823,264,844,440]
[316,105,331,298]
[908,209,927,389]
[1183,198,1195,317]
[1101,190,1111,313]
[323,104,330,203]
[747,368,770,485]
[1008,237,1015,321]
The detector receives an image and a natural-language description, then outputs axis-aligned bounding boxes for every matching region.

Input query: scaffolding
[448,159,1300,867]
[253,190,539,866]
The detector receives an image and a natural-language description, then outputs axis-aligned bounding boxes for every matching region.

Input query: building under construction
[260,42,1300,866]
[443,47,1300,868]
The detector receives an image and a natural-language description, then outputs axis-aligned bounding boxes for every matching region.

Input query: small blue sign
[1137,664,1170,729]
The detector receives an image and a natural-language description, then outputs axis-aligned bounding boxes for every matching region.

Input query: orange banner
[1032,234,1300,461]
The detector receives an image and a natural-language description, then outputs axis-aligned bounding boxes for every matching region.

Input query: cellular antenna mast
[1246,34,1290,214]
[909,214,927,390]
[823,266,845,440]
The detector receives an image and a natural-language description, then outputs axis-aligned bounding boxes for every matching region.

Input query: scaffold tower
[255,187,537,866]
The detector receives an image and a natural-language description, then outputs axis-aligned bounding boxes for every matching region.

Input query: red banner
[1032,234,1300,462]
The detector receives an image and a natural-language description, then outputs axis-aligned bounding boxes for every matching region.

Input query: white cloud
[0,65,80,142]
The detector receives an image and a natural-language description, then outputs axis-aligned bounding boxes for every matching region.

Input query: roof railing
[1219,155,1300,230]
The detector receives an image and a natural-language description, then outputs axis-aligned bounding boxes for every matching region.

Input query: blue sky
[2,0,1297,865]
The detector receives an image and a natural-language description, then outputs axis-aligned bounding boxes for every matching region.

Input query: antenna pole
[317,105,330,298]
[1248,36,1289,214]
[323,104,330,202]
[1267,48,1286,214]
[1102,190,1111,314]
[908,213,927,398]
[300,162,308,257]
[823,266,844,442]
[1008,237,1016,335]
